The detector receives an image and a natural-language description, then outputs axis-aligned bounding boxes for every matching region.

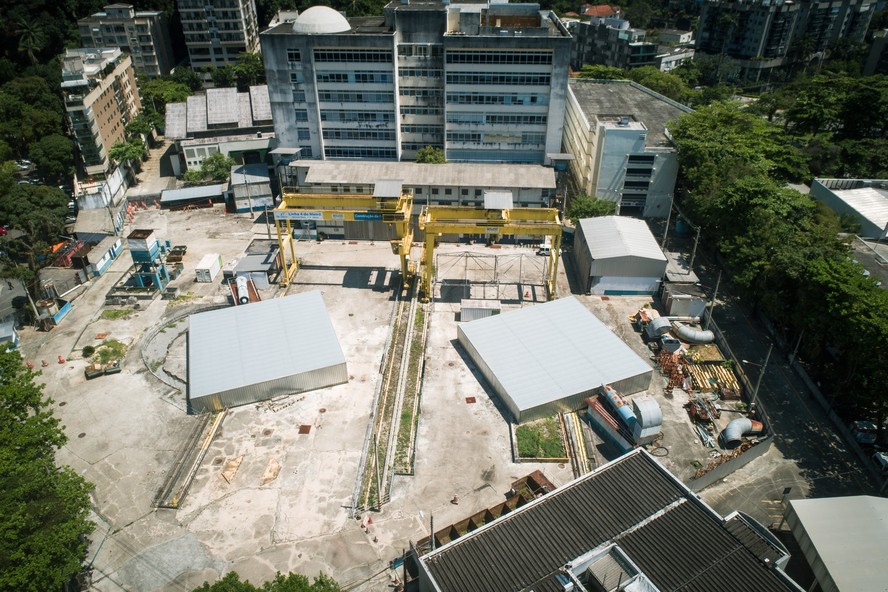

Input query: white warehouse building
[573,216,667,295]
[458,297,653,423]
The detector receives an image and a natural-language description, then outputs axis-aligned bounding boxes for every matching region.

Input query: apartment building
[61,48,142,178]
[178,0,260,74]
[260,1,571,164]
[696,0,875,83]
[562,79,691,218]
[78,4,175,78]
[568,18,694,72]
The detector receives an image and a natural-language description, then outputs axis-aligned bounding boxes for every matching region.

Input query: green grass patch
[516,416,566,458]
[95,339,127,364]
[101,309,134,320]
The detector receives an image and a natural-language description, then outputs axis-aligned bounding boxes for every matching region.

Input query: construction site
[21,185,781,591]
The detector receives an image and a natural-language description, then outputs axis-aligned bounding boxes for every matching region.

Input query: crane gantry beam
[273,190,415,288]
[417,205,563,301]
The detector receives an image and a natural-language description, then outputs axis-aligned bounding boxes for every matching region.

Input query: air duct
[721,418,764,448]
[672,321,715,344]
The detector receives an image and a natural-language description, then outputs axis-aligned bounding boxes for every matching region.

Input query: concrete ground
[19,207,874,591]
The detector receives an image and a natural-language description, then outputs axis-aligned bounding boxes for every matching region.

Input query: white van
[536,237,552,256]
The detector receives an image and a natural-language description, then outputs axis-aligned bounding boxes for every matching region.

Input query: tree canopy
[566,194,617,224]
[193,571,342,592]
[415,146,446,164]
[669,99,888,425]
[0,347,95,591]
[28,133,73,183]
[184,152,235,185]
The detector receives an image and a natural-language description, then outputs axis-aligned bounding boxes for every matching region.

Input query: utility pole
[704,270,721,330]
[661,194,674,249]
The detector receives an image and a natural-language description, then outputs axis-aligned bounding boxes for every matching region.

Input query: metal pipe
[672,321,715,343]
[721,418,764,448]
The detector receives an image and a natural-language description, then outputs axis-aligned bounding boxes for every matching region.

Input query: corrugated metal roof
[788,496,888,592]
[458,297,652,414]
[483,190,513,209]
[421,450,797,592]
[160,184,226,203]
[302,161,556,189]
[373,179,403,198]
[206,87,239,126]
[188,291,346,401]
[579,216,667,262]
[832,186,888,230]
[250,85,272,121]
[186,95,207,133]
[165,102,187,140]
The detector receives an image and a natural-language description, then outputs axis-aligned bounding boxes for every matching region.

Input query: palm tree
[16,19,46,66]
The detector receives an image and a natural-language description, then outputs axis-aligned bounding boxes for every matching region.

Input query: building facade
[568,18,694,72]
[696,0,875,84]
[62,48,142,178]
[563,79,690,218]
[260,1,571,163]
[78,4,175,78]
[178,0,260,74]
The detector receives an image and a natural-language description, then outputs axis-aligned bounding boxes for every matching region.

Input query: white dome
[292,6,351,34]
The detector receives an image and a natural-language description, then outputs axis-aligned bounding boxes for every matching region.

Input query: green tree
[28,133,72,183]
[125,112,165,137]
[140,78,190,114]
[0,348,95,591]
[184,152,235,184]
[233,53,266,91]
[577,65,626,80]
[626,66,689,102]
[108,138,148,172]
[210,65,237,89]
[170,66,204,92]
[15,18,46,66]
[566,194,617,224]
[415,146,446,164]
[192,571,343,591]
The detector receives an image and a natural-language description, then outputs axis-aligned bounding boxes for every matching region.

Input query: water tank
[236,276,250,305]
[36,299,59,316]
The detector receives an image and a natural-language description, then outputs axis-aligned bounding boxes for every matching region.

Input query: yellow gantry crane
[417,205,563,301]
[274,187,415,288]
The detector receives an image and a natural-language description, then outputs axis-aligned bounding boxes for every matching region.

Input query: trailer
[195,253,222,283]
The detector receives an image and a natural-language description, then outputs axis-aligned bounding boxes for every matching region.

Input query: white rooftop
[458,297,652,415]
[832,186,888,230]
[292,6,351,34]
[579,216,667,262]
[302,161,556,189]
[206,88,239,126]
[789,496,888,592]
[188,291,346,401]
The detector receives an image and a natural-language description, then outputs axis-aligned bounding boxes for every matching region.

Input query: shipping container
[195,253,222,283]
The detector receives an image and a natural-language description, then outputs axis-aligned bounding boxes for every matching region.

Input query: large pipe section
[721,418,764,448]
[672,321,715,344]
[600,384,637,431]
[236,276,250,305]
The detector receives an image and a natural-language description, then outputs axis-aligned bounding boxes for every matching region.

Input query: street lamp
[742,342,773,412]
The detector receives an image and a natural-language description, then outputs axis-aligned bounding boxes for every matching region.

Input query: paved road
[693,255,877,526]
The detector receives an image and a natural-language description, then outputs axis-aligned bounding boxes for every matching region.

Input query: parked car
[873,451,888,476]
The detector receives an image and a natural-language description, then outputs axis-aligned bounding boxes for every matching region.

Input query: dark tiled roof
[723,514,786,565]
[420,451,798,592]
[422,451,685,592]
[619,502,789,592]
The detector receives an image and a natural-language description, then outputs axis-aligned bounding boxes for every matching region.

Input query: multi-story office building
[562,79,691,218]
[178,0,260,74]
[696,0,875,83]
[260,1,571,164]
[78,4,175,78]
[61,48,141,178]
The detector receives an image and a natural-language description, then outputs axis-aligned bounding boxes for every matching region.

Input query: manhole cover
[299,425,311,434]
[558,463,565,469]
[465,397,476,404]
[78,433,86,438]
[319,408,326,414]
[213,457,224,465]
[448,362,455,367]
[262,429,273,436]
[59,401,67,406]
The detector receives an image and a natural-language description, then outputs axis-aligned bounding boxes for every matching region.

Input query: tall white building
[563,79,690,218]
[178,0,260,74]
[260,1,571,163]
[78,4,175,78]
